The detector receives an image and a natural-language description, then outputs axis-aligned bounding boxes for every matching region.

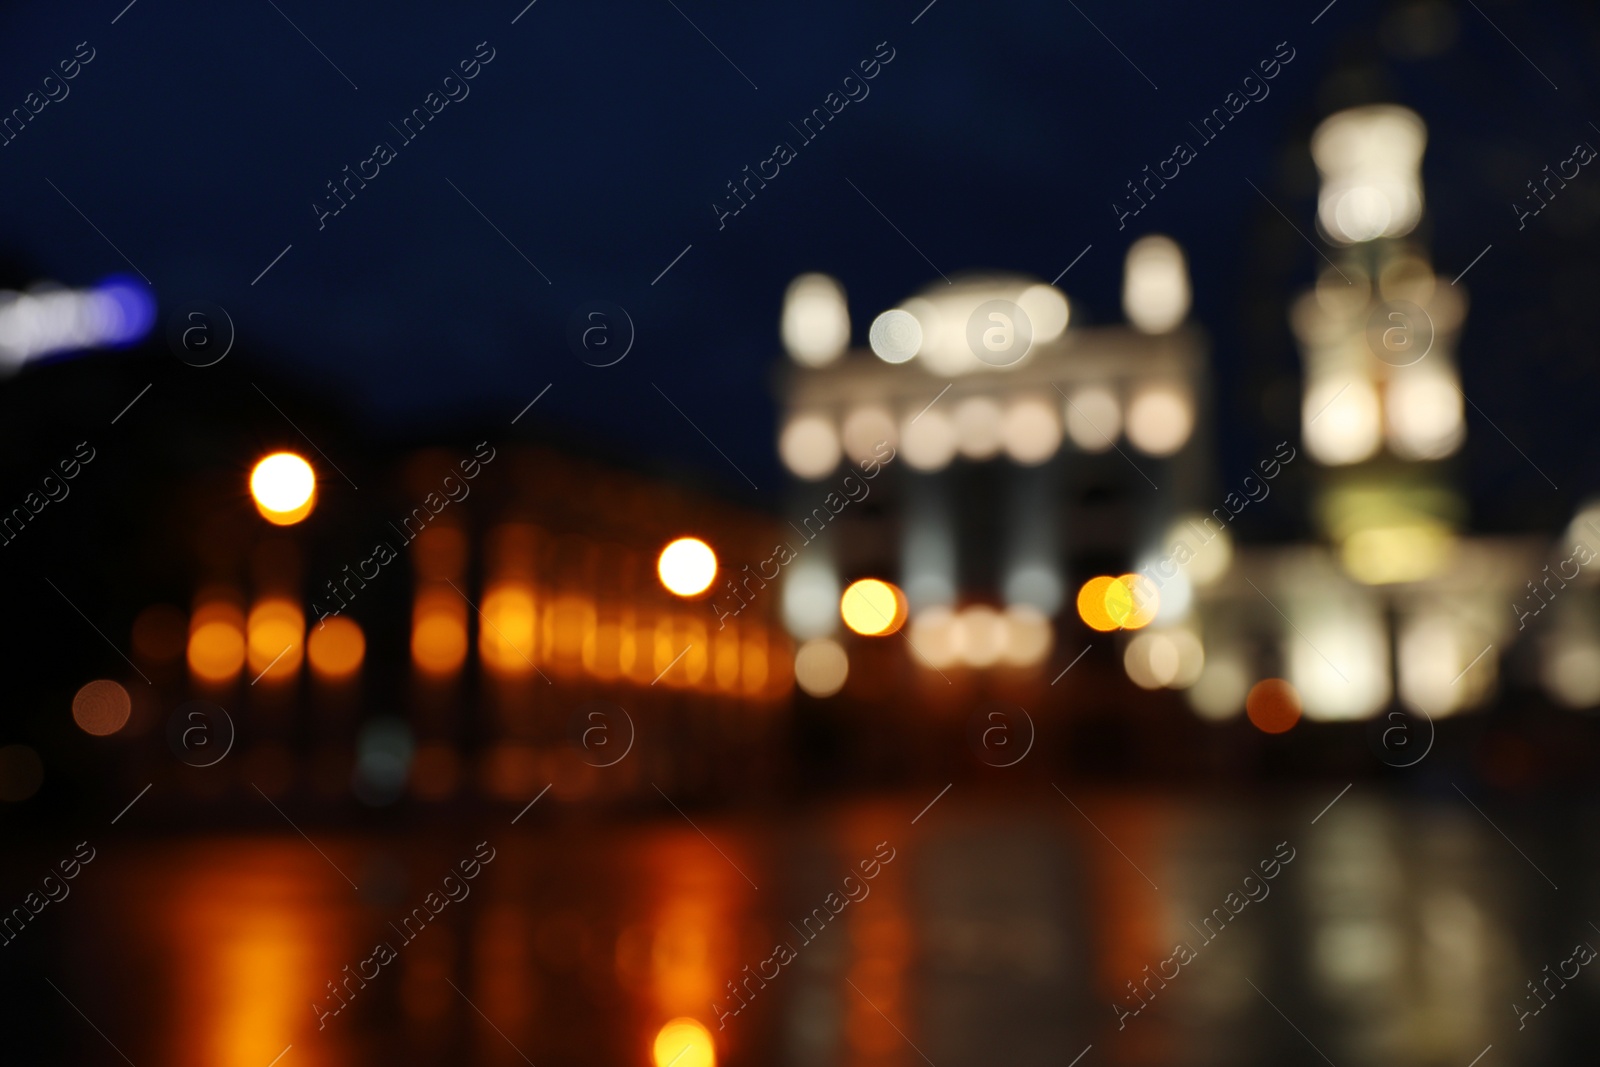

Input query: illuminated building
[771,260,1213,698]
[1183,103,1544,724]
[116,440,791,808]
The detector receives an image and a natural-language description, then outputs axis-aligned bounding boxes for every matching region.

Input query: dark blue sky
[2,0,1598,526]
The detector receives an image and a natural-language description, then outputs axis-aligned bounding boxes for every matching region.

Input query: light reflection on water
[24,792,1600,1065]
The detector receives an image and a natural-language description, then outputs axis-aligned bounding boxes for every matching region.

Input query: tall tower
[1180,103,1536,728]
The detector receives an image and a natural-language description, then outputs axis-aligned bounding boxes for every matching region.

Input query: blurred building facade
[768,100,1600,750]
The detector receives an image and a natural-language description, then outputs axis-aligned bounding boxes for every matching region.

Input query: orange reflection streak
[842,816,912,1067]
[1081,794,1169,1057]
[468,906,535,1061]
[156,840,352,1067]
[643,835,745,1019]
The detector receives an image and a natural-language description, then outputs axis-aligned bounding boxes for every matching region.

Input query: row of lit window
[779,384,1195,478]
[131,593,790,698]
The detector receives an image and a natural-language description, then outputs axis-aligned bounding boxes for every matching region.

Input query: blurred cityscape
[4,104,1600,824]
[4,3,1600,1065]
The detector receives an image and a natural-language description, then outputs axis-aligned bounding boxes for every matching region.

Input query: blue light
[92,275,156,347]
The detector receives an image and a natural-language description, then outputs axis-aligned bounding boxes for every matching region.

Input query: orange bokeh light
[72,679,131,736]
[840,579,907,636]
[1246,678,1303,734]
[652,1018,715,1067]
[307,616,365,679]
[249,452,316,525]
[246,599,304,682]
[1112,573,1159,629]
[188,601,246,683]
[480,583,538,674]
[1078,574,1159,631]
[412,589,467,676]
[657,538,717,597]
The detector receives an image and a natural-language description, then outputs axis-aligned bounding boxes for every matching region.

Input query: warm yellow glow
[1544,635,1600,709]
[1123,235,1190,333]
[1312,105,1426,244]
[953,396,1004,459]
[1112,573,1160,629]
[900,407,957,471]
[307,616,365,679]
[840,579,906,636]
[1079,575,1158,631]
[1001,397,1062,465]
[1168,515,1233,586]
[1124,629,1203,690]
[1341,523,1452,585]
[1386,370,1464,460]
[1064,385,1121,453]
[412,588,467,676]
[782,273,850,367]
[1077,577,1122,632]
[1190,652,1250,720]
[584,618,624,681]
[480,583,538,672]
[545,594,596,672]
[794,638,848,697]
[188,603,246,683]
[908,607,959,669]
[1125,386,1193,456]
[651,616,709,686]
[72,680,131,736]
[652,1016,716,1067]
[741,629,771,695]
[841,405,898,464]
[1001,604,1053,667]
[780,414,842,479]
[658,538,718,597]
[954,605,1005,667]
[1399,611,1485,716]
[246,599,304,681]
[713,622,741,691]
[249,452,316,525]
[168,847,321,1067]
[1288,595,1391,720]
[1304,377,1382,465]
[1017,283,1070,343]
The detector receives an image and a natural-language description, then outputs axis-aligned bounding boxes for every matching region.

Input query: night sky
[2,0,1598,530]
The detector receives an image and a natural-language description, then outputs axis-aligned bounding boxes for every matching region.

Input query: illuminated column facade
[773,260,1211,698]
